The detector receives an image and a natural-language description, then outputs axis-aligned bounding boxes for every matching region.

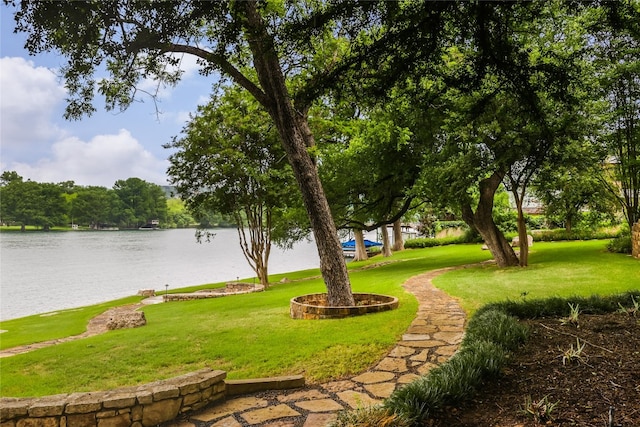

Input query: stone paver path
[164,266,468,427]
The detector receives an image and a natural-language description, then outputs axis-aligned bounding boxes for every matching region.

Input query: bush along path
[342,293,640,427]
[163,267,470,427]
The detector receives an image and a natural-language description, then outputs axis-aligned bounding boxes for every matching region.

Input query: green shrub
[383,340,507,424]
[343,292,640,427]
[532,228,621,242]
[462,309,529,352]
[525,215,546,230]
[607,234,632,254]
[481,292,640,319]
[404,236,463,248]
[380,310,524,425]
[404,232,481,249]
[434,220,467,233]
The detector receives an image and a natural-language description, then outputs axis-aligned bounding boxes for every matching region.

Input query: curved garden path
[165,265,471,427]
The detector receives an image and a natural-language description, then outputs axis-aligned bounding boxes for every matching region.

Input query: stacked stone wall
[633,221,640,259]
[164,283,264,302]
[0,369,226,427]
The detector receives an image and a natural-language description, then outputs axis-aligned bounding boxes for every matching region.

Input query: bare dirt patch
[430,313,640,426]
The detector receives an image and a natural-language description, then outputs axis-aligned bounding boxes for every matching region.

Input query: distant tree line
[0,172,231,231]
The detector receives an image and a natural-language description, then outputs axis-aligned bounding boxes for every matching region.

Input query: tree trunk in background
[565,215,573,234]
[515,198,529,267]
[353,228,369,261]
[380,226,393,257]
[242,2,354,306]
[632,221,640,259]
[392,219,405,251]
[461,172,520,267]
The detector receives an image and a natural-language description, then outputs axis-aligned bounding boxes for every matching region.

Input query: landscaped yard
[0,240,637,402]
[431,310,640,426]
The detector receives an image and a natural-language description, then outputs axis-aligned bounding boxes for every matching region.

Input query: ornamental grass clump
[560,338,586,366]
[375,310,525,426]
[330,406,411,427]
[521,394,558,422]
[560,303,581,326]
[462,309,530,352]
[617,295,639,317]
[331,290,640,427]
[486,291,640,319]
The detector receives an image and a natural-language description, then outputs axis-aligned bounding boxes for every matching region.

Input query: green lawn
[0,296,143,350]
[1,240,637,398]
[434,240,639,313]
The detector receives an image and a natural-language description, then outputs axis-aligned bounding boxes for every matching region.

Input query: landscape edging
[0,370,304,427]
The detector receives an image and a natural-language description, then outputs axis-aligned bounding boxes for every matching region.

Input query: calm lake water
[0,228,320,321]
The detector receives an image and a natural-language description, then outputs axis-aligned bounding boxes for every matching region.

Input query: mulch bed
[430,312,640,426]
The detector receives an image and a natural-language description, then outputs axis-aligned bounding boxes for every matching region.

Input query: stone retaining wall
[290,293,399,319]
[164,283,264,302]
[0,369,226,427]
[633,221,640,259]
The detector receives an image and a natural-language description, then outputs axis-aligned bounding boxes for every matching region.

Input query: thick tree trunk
[353,228,369,261]
[380,226,393,257]
[392,219,405,251]
[241,2,354,306]
[461,172,519,267]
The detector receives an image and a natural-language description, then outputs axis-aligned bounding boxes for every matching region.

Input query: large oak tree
[10,0,366,304]
[10,0,460,305]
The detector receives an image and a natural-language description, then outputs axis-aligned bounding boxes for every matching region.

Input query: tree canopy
[167,86,307,287]
[8,0,639,281]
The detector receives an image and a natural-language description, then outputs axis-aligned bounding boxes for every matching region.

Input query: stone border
[163,282,264,302]
[0,369,227,427]
[0,372,307,427]
[225,376,305,396]
[290,293,399,319]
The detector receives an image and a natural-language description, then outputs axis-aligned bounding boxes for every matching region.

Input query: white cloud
[8,129,169,187]
[0,57,67,148]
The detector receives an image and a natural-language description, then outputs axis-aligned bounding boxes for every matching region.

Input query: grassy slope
[0,244,491,397]
[0,297,142,350]
[2,241,637,397]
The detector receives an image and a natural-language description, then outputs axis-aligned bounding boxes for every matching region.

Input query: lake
[0,228,320,321]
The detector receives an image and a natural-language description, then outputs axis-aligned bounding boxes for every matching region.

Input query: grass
[433,240,639,314]
[1,240,637,399]
[0,244,491,397]
[0,296,142,349]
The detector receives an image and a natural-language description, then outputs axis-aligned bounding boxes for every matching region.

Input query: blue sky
[1,5,215,187]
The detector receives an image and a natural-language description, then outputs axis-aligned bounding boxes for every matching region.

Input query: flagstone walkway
[164,266,469,427]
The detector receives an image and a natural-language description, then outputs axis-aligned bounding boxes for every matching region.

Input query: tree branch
[166,42,269,107]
